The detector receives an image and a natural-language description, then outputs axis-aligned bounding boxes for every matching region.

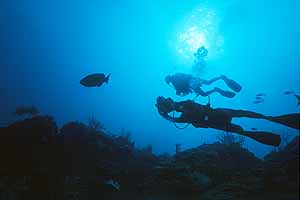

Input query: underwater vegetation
[0,115,298,200]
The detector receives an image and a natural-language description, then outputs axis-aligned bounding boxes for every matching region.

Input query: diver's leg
[202,75,242,93]
[207,122,244,134]
[217,108,300,130]
[217,108,267,119]
[268,113,300,130]
[215,123,281,146]
[193,87,236,98]
[201,76,224,85]
[193,87,217,97]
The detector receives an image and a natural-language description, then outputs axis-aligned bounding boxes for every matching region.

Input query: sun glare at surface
[178,26,208,58]
[173,6,224,65]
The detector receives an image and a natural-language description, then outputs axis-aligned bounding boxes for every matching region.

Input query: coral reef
[0,116,298,200]
[263,136,299,192]
[147,142,262,195]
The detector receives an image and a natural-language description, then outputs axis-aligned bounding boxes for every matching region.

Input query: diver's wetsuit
[156,97,300,146]
[164,73,193,96]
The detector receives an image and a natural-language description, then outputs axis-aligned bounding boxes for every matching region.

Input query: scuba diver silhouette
[194,46,208,69]
[165,46,241,98]
[156,96,300,146]
[165,73,242,98]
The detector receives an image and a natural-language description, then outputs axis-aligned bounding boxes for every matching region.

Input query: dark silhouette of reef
[0,116,298,200]
[0,116,157,200]
[264,136,299,193]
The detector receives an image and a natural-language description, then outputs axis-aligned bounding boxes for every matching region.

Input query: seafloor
[0,116,298,200]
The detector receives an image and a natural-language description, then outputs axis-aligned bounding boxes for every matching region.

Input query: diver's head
[195,46,208,59]
[156,96,175,114]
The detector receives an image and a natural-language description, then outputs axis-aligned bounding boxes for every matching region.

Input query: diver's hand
[156,105,176,122]
[159,110,177,123]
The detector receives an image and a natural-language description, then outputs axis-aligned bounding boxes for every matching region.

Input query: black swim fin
[295,94,300,107]
[222,75,242,93]
[243,131,281,146]
[214,87,236,98]
[104,73,111,83]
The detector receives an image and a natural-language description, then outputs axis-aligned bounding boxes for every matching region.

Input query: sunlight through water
[173,6,224,66]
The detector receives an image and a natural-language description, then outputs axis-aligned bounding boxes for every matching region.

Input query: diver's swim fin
[221,75,242,93]
[295,94,300,107]
[214,87,236,98]
[243,131,281,146]
[104,73,111,83]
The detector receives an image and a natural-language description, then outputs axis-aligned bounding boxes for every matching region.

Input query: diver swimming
[165,73,242,98]
[166,46,241,98]
[193,46,208,70]
[156,96,300,146]
[80,73,111,87]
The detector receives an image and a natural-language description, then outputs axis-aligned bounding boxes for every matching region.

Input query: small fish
[80,73,110,87]
[253,100,264,104]
[295,94,300,107]
[13,106,39,116]
[251,128,258,131]
[256,93,266,97]
[283,91,294,95]
[255,96,264,100]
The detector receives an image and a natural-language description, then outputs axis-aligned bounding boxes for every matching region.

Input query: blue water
[1,0,299,158]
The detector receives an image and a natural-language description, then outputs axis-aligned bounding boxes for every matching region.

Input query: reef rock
[264,136,299,192]
[149,142,262,194]
[0,116,58,174]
